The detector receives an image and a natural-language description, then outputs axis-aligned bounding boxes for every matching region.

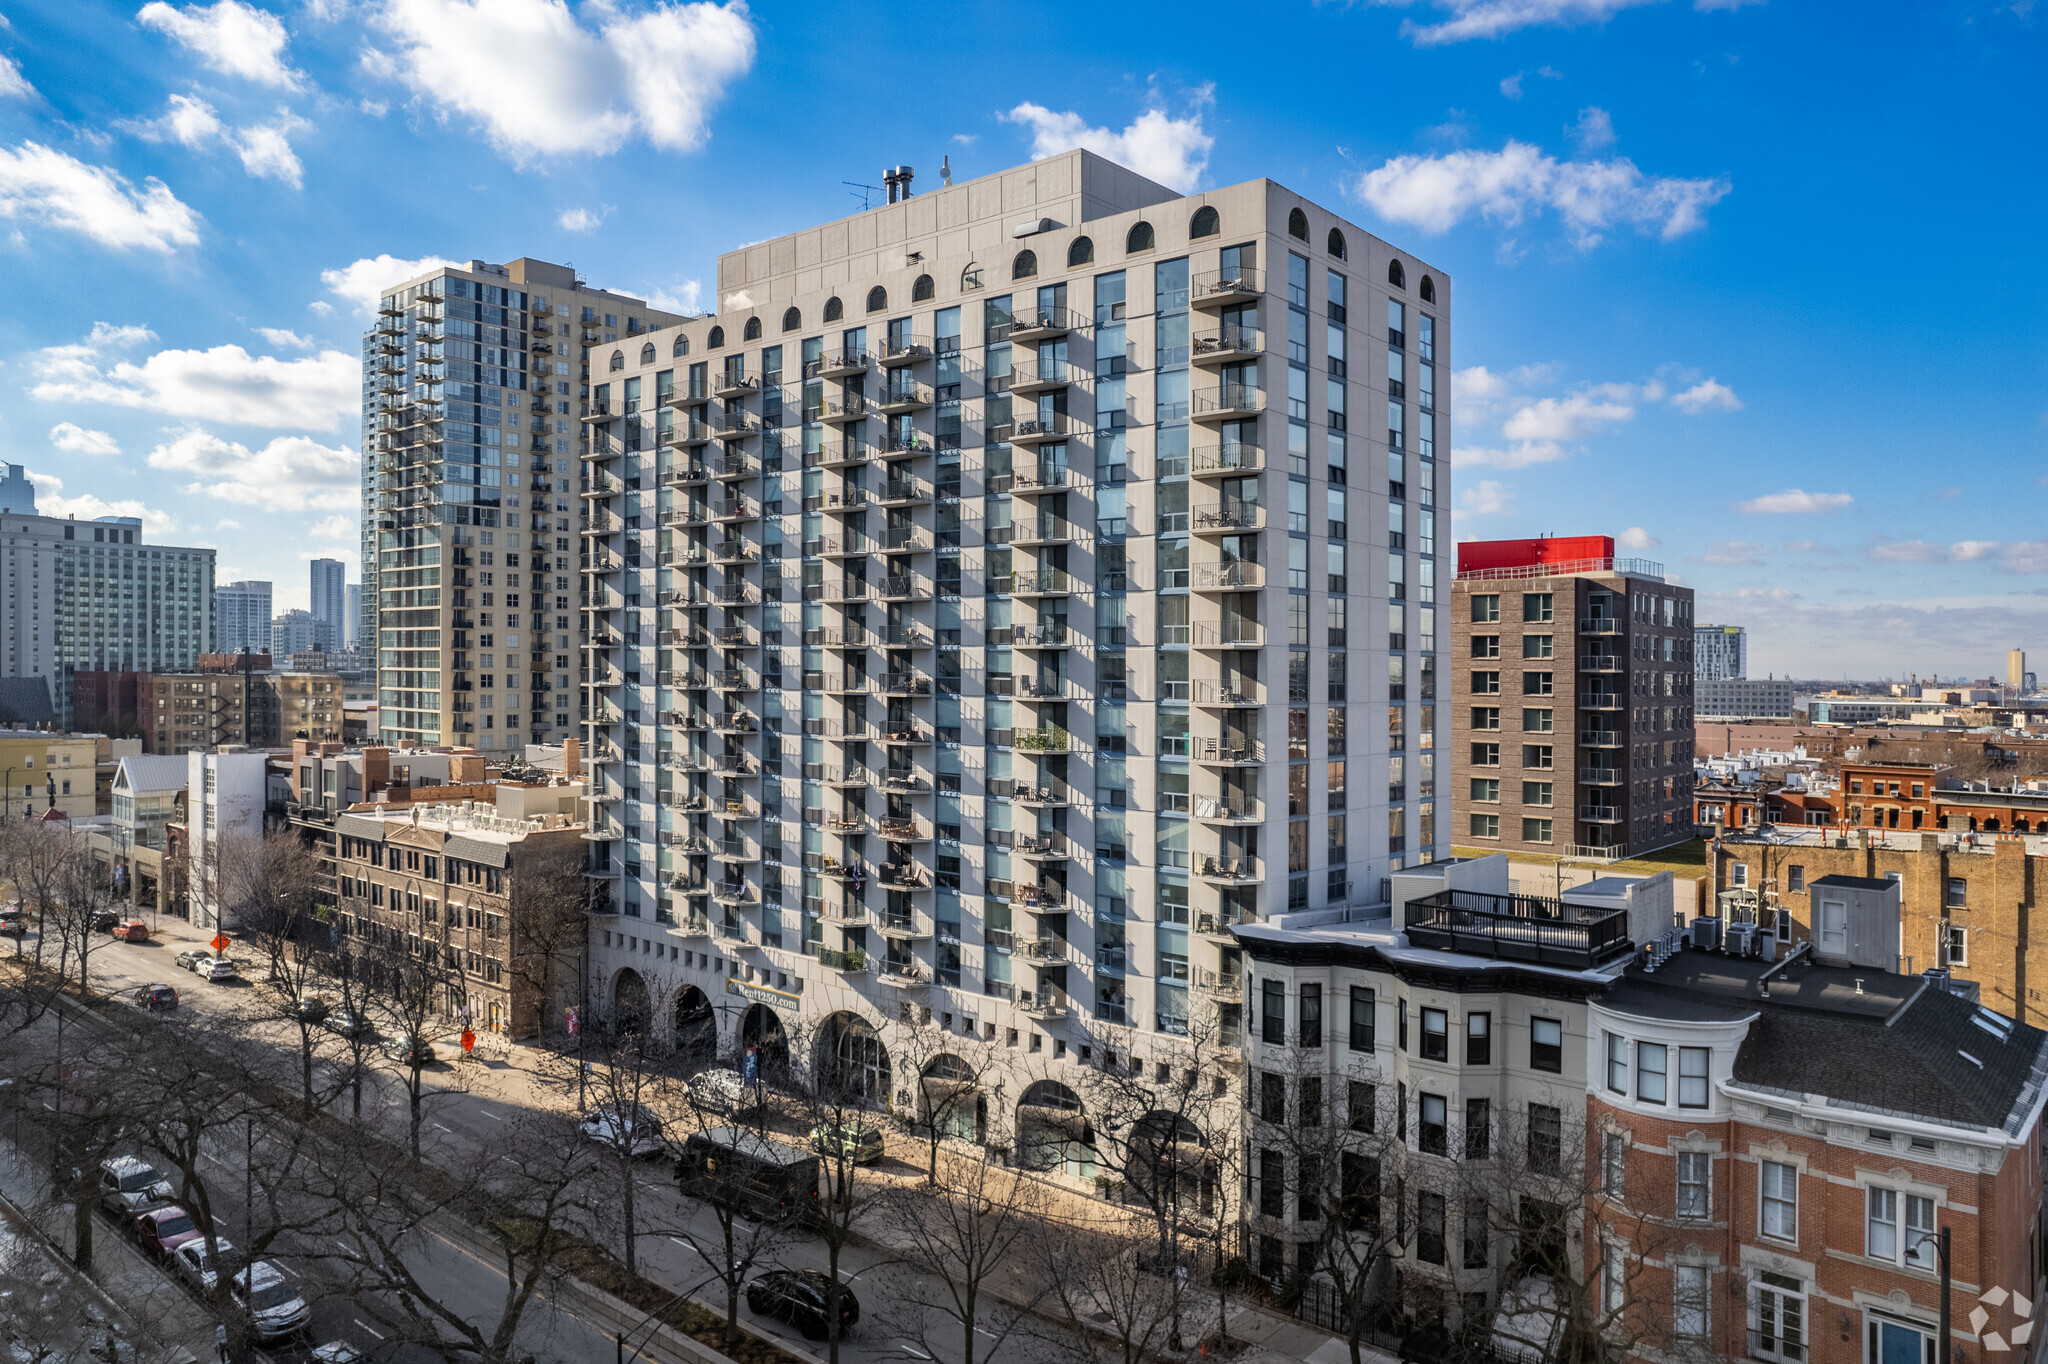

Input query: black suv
[746,1269,859,1341]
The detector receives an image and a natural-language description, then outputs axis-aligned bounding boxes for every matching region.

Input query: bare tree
[373,953,469,1160]
[885,1015,1003,1185]
[786,1017,893,1364]
[506,845,589,1041]
[0,817,81,973]
[668,1095,808,1349]
[878,1137,1052,1364]
[230,828,332,1110]
[44,852,119,1000]
[1038,1213,1182,1364]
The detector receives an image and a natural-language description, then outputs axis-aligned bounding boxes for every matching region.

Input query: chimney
[564,736,581,780]
[896,165,913,198]
[941,155,951,187]
[883,168,900,204]
[362,745,391,796]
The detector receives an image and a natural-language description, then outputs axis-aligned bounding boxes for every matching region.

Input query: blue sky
[0,0,2040,677]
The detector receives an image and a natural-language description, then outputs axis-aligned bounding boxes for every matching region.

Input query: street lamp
[1908,1226,1952,1364]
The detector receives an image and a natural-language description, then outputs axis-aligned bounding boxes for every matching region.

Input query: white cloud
[31,329,358,431]
[1669,377,1741,413]
[306,299,333,317]
[26,470,174,535]
[1618,526,1661,550]
[1453,440,1567,470]
[1866,539,2002,564]
[1503,387,1635,442]
[49,422,120,455]
[558,205,603,232]
[1570,105,1616,151]
[0,52,34,101]
[1458,479,1514,516]
[648,279,703,315]
[137,0,299,87]
[1003,95,1214,193]
[307,512,358,539]
[320,252,458,316]
[0,142,202,252]
[1738,489,1853,515]
[1499,71,1523,100]
[369,0,755,159]
[145,427,357,511]
[126,97,306,188]
[1354,139,1730,247]
[256,327,314,349]
[1695,540,1771,565]
[1391,0,1715,45]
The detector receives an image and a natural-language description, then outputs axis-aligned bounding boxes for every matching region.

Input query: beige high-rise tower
[2010,648,2027,694]
[363,258,685,752]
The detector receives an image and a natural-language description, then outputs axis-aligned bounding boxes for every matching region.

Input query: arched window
[865,285,888,312]
[1125,221,1154,253]
[638,342,655,365]
[1287,207,1310,241]
[706,325,725,349]
[911,273,935,302]
[1420,275,1436,303]
[1189,205,1219,239]
[672,334,689,357]
[1066,237,1093,268]
[1328,227,1347,259]
[1012,250,1037,280]
[1388,259,1407,290]
[781,305,801,332]
[607,350,624,372]
[743,316,761,341]
[960,263,983,292]
[823,296,843,322]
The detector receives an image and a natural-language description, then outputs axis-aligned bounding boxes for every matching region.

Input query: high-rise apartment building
[344,583,361,649]
[582,151,1447,1077]
[0,512,214,728]
[363,257,686,753]
[2009,647,2027,694]
[1693,622,1744,682]
[310,558,346,648]
[1452,536,1694,860]
[214,580,273,655]
[271,608,325,659]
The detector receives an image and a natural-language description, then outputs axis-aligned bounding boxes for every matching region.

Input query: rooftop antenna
[844,180,883,210]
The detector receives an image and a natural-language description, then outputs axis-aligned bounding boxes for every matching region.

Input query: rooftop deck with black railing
[1404,887,1634,969]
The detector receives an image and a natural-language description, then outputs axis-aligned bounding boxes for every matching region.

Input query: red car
[133,1205,202,1259]
[111,920,151,942]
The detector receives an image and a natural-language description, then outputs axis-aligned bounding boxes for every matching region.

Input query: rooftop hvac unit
[1725,921,1757,958]
[1690,915,1723,952]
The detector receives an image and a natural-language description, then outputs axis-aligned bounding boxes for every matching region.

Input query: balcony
[712,881,755,906]
[822,675,874,697]
[1403,887,1633,969]
[715,415,760,442]
[817,443,872,469]
[1019,994,1069,1021]
[712,373,758,400]
[1581,766,1624,785]
[1190,445,1265,478]
[665,463,710,487]
[877,338,931,367]
[1192,501,1264,534]
[1011,466,1071,494]
[820,488,870,514]
[711,669,758,691]
[1011,624,1071,650]
[1009,359,1073,395]
[880,432,932,456]
[1191,386,1266,422]
[821,581,872,604]
[877,863,929,890]
[1195,911,1248,941]
[1191,680,1266,708]
[1013,784,1070,808]
[1578,618,1625,635]
[1192,736,1264,765]
[884,723,932,746]
[1013,520,1075,547]
[876,479,929,506]
[1014,727,1070,752]
[820,397,874,424]
[710,541,758,565]
[1190,563,1265,592]
[711,499,758,522]
[807,626,874,652]
[818,349,869,378]
[713,585,755,605]
[879,818,930,843]
[1195,797,1264,824]
[882,771,927,793]
[1008,305,1084,340]
[1578,691,1625,711]
[1193,622,1266,650]
[813,945,869,972]
[1578,653,1626,672]
[1581,729,1625,748]
[1196,856,1264,884]
[878,575,929,601]
[884,529,931,553]
[1020,938,1073,965]
[1190,325,1262,367]
[1006,413,1080,446]
[827,815,870,835]
[1579,804,1625,823]
[1194,967,1243,1001]
[878,960,931,986]
[877,384,933,413]
[883,672,932,697]
[709,453,755,479]
[1190,268,1263,308]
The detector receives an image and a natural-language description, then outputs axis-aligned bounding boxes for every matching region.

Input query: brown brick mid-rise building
[1451,536,1695,861]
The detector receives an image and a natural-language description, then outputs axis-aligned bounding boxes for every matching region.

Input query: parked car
[579,1102,665,1158]
[0,912,25,937]
[98,1157,174,1216]
[308,1343,364,1364]
[91,909,122,933]
[746,1269,860,1340]
[110,919,151,942]
[170,1235,236,1294]
[230,1261,312,1342]
[291,992,330,1022]
[686,1068,758,1115]
[173,949,209,972]
[807,1120,885,1166]
[380,1033,435,1067]
[323,1009,375,1040]
[193,957,238,983]
[135,983,179,1012]
[132,1205,203,1259]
